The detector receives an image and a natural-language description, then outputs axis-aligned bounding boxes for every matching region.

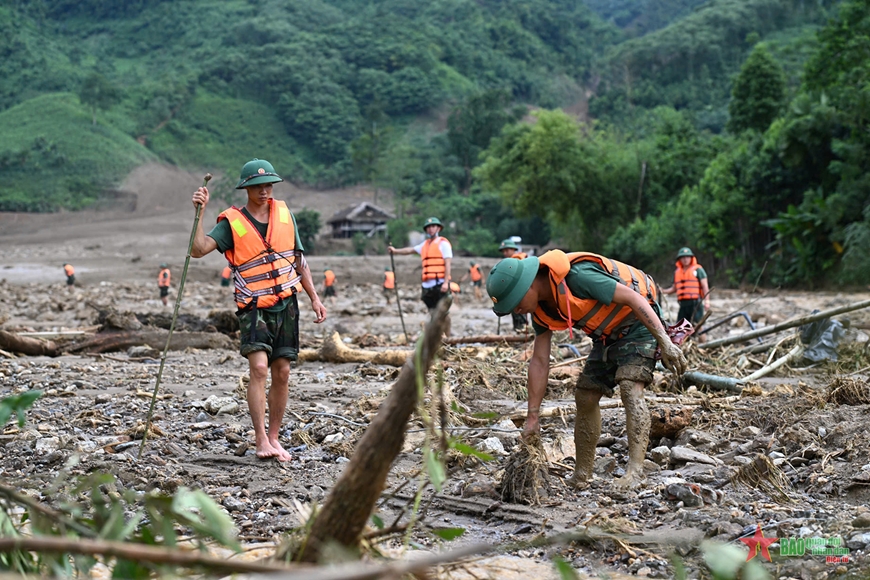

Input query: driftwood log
[700,298,870,349]
[298,332,411,366]
[0,330,58,357]
[442,334,532,345]
[66,330,233,354]
[294,297,451,563]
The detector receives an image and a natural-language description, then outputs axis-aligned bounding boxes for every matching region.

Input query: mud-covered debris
[827,377,870,405]
[731,454,793,503]
[500,433,551,505]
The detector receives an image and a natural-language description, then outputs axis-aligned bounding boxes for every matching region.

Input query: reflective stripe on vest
[470,264,482,282]
[158,268,171,287]
[384,272,395,289]
[674,258,702,301]
[324,270,336,286]
[421,238,448,282]
[532,250,658,341]
[64,265,74,276]
[217,199,302,309]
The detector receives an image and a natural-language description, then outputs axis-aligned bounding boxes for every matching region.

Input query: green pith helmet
[470,261,476,266]
[676,247,695,259]
[385,267,391,271]
[499,239,519,251]
[159,263,168,268]
[486,257,539,315]
[422,217,443,229]
[235,159,283,189]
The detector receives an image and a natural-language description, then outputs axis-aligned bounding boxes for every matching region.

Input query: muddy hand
[660,341,687,375]
[312,299,327,323]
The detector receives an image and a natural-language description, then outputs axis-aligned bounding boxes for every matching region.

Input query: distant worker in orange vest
[63,263,75,293]
[158,263,171,306]
[383,267,395,305]
[190,158,327,463]
[388,216,453,333]
[220,265,233,287]
[661,247,710,342]
[459,261,485,301]
[322,268,337,304]
[499,239,528,332]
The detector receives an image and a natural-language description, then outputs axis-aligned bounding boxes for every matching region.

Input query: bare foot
[268,439,293,462]
[255,443,281,460]
[613,470,644,490]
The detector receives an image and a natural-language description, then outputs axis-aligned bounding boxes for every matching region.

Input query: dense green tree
[447,89,525,194]
[278,80,360,163]
[78,73,121,126]
[295,208,322,253]
[727,44,787,133]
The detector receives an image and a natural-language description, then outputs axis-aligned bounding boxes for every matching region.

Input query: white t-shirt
[414,237,453,288]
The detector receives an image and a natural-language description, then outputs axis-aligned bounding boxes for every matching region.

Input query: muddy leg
[568,386,602,488]
[614,379,649,490]
[267,358,292,462]
[247,351,279,460]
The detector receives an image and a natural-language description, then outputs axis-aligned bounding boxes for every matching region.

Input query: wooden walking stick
[388,240,410,344]
[138,173,212,460]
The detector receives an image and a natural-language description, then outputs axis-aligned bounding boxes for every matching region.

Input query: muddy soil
[2,165,870,578]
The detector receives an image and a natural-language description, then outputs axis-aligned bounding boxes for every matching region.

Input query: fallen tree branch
[0,330,58,357]
[442,334,532,345]
[0,537,301,575]
[742,344,804,382]
[298,332,410,366]
[294,298,452,563]
[66,330,233,354]
[700,299,870,349]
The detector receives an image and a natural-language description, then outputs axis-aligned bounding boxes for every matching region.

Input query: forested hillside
[5,0,870,286]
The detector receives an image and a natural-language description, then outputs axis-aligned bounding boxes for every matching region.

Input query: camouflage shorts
[576,335,656,397]
[237,296,300,364]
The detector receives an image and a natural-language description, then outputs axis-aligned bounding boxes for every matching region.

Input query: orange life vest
[324,270,336,286]
[513,252,528,260]
[158,268,171,287]
[216,199,302,309]
[470,264,482,282]
[674,257,702,301]
[64,264,74,276]
[450,281,461,293]
[384,271,395,289]
[221,266,232,280]
[421,237,449,282]
[532,250,658,341]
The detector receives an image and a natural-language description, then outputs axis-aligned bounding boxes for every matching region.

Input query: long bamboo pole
[699,298,870,350]
[138,173,211,460]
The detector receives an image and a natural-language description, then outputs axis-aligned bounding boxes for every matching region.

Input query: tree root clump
[500,433,551,505]
[827,377,870,406]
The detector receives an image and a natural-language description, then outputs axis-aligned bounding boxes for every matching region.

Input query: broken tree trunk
[700,298,870,349]
[298,332,410,366]
[442,334,532,345]
[742,344,804,382]
[295,298,451,563]
[0,330,58,357]
[66,330,233,354]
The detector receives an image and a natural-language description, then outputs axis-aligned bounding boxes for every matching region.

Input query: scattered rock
[670,446,719,466]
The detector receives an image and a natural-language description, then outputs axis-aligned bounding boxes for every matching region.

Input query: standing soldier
[388,217,453,330]
[661,247,710,343]
[486,250,687,490]
[190,158,327,462]
[158,263,171,306]
[383,267,395,305]
[322,268,337,304]
[499,239,529,332]
[459,261,484,301]
[220,265,233,287]
[63,263,75,293]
